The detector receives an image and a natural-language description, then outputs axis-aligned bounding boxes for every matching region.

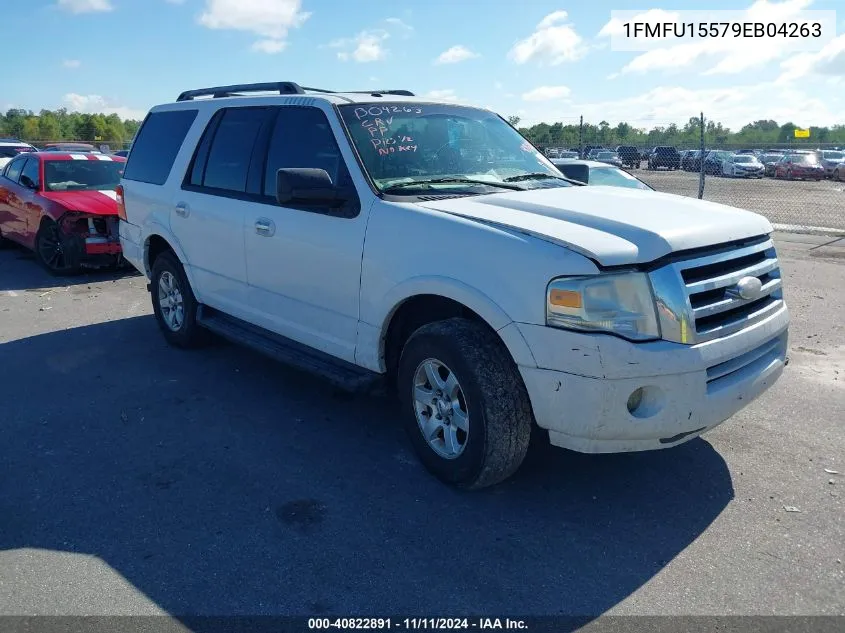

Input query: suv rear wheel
[397,318,532,489]
[151,251,209,348]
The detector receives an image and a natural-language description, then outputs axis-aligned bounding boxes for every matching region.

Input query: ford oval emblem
[732,276,764,301]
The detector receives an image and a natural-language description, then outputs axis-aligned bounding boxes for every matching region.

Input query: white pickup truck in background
[118,82,789,489]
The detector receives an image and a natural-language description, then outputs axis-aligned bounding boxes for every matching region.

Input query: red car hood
[41,190,119,216]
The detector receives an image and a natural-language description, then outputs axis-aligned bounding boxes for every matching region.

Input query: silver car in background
[593,150,623,167]
[722,153,765,178]
[818,150,844,178]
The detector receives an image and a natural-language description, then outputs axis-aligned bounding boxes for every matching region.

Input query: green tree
[37,112,62,141]
[506,115,521,127]
[22,117,40,141]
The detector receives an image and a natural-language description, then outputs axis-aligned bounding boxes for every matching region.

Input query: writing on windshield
[339,103,562,192]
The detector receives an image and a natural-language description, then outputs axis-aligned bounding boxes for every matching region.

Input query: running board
[197,306,384,394]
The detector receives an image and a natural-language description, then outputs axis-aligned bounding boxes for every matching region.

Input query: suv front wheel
[151,251,208,348]
[398,318,533,489]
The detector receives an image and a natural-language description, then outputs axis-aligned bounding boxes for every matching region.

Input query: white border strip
[772,223,845,237]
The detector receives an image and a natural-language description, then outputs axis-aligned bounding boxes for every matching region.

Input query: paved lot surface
[0,235,843,621]
[637,169,845,231]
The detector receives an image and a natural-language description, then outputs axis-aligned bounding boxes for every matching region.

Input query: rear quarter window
[123,109,198,185]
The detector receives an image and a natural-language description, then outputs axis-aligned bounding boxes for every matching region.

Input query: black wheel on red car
[34,219,80,276]
[150,251,209,348]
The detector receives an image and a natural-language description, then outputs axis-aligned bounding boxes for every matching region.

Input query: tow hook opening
[626,385,665,419]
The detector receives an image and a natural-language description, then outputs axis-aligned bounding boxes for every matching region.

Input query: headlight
[546,273,660,341]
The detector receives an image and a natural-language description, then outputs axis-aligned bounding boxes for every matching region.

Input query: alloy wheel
[412,358,469,459]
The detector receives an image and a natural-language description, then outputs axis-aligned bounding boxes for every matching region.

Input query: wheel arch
[375,278,536,380]
[143,231,200,298]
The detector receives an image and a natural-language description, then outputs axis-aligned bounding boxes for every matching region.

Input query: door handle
[255,218,275,237]
[175,202,190,218]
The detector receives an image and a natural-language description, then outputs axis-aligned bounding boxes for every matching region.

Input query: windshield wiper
[382,178,524,193]
[503,172,584,186]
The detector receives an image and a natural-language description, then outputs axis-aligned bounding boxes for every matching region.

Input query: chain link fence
[535,114,845,233]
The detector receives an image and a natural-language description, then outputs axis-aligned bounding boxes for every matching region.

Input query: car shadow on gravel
[0,243,140,292]
[0,315,734,622]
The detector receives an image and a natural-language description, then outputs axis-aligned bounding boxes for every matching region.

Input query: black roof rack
[176,82,414,102]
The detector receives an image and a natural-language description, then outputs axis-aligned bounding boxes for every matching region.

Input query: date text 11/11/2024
[308,617,529,630]
[353,105,422,156]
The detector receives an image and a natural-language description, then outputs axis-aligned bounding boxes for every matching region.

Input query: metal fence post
[578,115,583,159]
[698,111,705,200]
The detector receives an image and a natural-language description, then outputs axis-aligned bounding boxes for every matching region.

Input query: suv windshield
[596,151,617,159]
[339,103,569,193]
[44,160,124,191]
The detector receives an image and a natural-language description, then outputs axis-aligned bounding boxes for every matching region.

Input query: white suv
[118,82,789,489]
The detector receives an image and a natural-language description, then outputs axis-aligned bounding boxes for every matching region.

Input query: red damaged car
[773,152,825,181]
[0,151,125,274]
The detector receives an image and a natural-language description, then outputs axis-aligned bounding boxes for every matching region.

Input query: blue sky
[4,0,844,129]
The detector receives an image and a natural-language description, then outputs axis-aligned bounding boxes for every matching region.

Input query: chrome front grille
[650,236,785,344]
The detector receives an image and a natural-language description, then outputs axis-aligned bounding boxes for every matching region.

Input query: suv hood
[41,190,119,216]
[417,186,772,266]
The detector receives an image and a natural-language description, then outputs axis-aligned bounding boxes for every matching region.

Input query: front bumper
[84,237,122,256]
[512,303,789,453]
[734,168,764,178]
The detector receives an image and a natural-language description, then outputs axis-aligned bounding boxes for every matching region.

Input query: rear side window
[199,108,270,192]
[123,109,198,185]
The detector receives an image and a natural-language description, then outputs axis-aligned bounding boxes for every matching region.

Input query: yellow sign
[794,129,810,138]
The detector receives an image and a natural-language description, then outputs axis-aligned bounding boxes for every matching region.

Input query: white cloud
[601,1,822,76]
[57,0,112,13]
[332,30,389,63]
[252,39,287,54]
[424,89,460,103]
[199,0,310,54]
[62,94,147,121]
[517,82,841,130]
[384,17,413,35]
[509,10,585,65]
[62,59,81,69]
[434,45,480,64]
[329,19,414,63]
[522,85,571,102]
[537,11,569,29]
[777,33,845,82]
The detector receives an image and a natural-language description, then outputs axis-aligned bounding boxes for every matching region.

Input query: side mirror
[276,168,344,206]
[20,175,37,190]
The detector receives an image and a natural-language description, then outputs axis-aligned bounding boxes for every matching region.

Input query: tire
[0,230,14,250]
[397,318,533,490]
[150,251,209,348]
[34,218,81,276]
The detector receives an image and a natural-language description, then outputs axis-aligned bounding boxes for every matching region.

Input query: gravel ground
[0,236,843,622]
[637,169,845,231]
